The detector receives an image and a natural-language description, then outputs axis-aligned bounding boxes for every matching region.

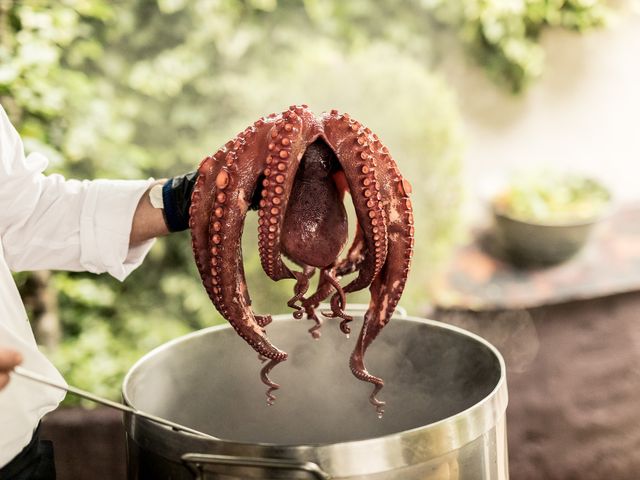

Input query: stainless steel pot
[123,310,508,479]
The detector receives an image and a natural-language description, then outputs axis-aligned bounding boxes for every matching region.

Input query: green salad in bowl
[491,172,611,266]
[492,172,611,225]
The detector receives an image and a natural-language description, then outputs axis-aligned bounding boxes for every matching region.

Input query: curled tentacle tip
[369,384,386,415]
[293,310,303,319]
[265,381,279,406]
[308,327,321,340]
[260,359,284,387]
[339,320,351,336]
[262,378,280,388]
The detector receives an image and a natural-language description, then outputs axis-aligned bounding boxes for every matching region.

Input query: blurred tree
[0,0,609,402]
[426,0,612,92]
[311,0,612,92]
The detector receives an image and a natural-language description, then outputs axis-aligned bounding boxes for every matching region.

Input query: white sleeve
[0,106,155,281]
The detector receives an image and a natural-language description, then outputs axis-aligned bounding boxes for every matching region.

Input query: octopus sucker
[190,106,413,410]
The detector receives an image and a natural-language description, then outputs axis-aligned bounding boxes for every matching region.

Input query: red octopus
[189,105,414,414]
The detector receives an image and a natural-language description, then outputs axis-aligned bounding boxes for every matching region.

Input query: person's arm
[129,180,170,245]
[1,105,198,278]
[1,105,156,279]
[0,348,22,390]
[130,171,198,245]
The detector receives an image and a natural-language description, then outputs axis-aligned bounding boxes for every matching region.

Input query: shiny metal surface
[123,314,508,479]
[12,366,216,440]
[182,454,330,480]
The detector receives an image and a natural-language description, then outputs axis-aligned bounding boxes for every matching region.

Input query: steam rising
[437,309,539,374]
[125,316,501,445]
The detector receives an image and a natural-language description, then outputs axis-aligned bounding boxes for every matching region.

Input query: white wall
[443,9,640,219]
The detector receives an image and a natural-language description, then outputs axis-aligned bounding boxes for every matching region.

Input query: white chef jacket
[0,104,155,467]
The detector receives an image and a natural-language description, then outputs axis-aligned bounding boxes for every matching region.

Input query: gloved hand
[160,171,198,232]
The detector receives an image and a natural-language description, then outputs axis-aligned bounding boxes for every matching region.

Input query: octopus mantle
[189,105,414,413]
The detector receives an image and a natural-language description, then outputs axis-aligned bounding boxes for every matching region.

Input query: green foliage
[1,0,608,402]
[428,0,612,92]
[257,0,611,93]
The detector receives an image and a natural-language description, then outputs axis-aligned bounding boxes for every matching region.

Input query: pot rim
[123,315,508,475]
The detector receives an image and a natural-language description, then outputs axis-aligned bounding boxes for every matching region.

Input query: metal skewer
[12,366,217,440]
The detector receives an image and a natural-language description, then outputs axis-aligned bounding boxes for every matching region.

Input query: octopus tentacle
[305,311,322,339]
[238,254,272,328]
[336,223,366,276]
[258,105,319,282]
[191,147,273,326]
[191,122,275,318]
[190,118,288,369]
[321,111,389,320]
[350,150,415,415]
[261,359,282,406]
[288,265,315,319]
[300,267,334,338]
[322,269,350,328]
[303,266,347,339]
[214,133,288,362]
[302,269,333,312]
[189,154,222,303]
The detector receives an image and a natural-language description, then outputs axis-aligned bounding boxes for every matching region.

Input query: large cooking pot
[123,310,508,479]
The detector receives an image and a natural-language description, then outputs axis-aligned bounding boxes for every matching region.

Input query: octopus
[189,105,414,415]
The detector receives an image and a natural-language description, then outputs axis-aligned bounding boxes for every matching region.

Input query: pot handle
[182,453,331,480]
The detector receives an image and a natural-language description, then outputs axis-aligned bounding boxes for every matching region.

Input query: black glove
[162,171,198,232]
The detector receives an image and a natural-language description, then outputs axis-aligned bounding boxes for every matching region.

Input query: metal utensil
[12,365,217,440]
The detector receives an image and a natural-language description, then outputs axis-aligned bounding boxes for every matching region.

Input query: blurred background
[2,0,640,478]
